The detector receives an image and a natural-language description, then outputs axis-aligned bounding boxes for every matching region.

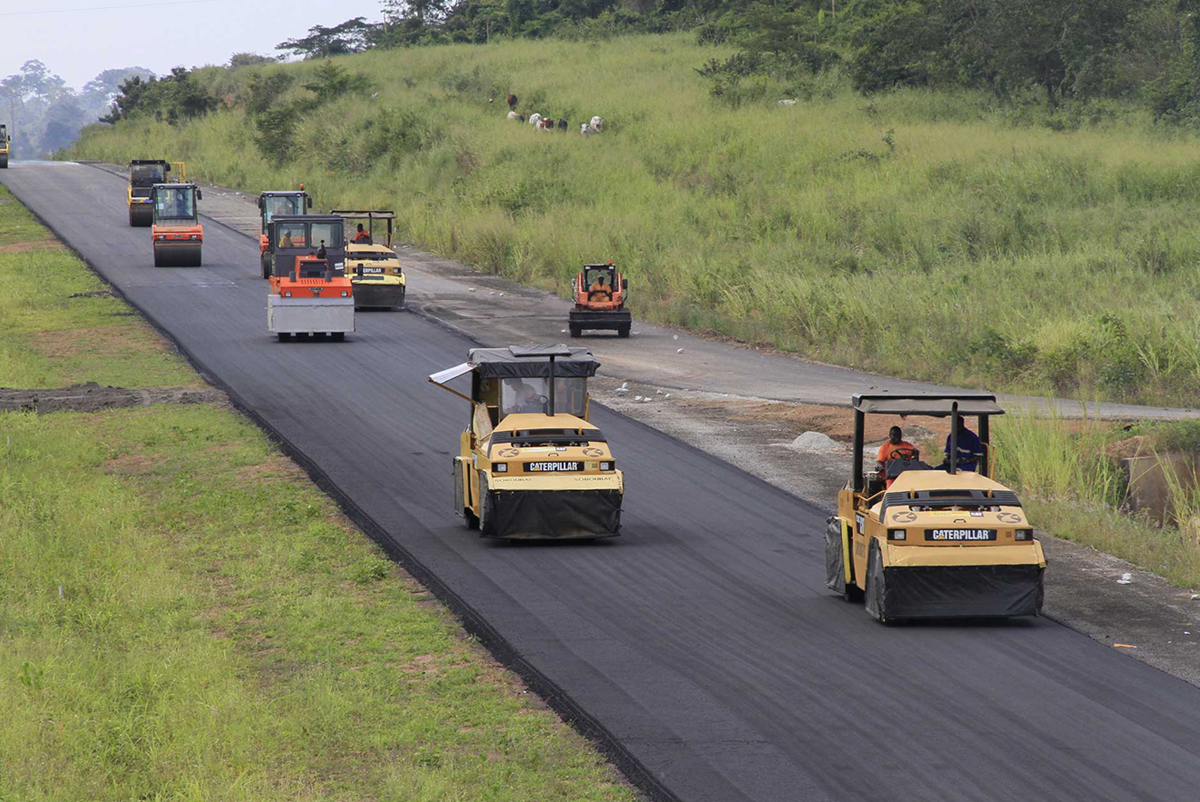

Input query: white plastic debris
[561,329,567,333]
[664,393,671,399]
[656,389,663,395]
[673,334,679,341]
[468,287,476,292]
[632,331,641,335]
[677,348,684,354]
[615,382,629,395]
[633,395,644,402]
[1191,594,1199,601]
[1117,572,1133,585]
[639,396,652,403]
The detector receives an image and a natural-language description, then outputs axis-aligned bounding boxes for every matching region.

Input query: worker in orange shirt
[588,273,612,302]
[876,426,917,488]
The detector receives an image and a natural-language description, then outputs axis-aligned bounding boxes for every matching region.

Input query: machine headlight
[340,291,348,297]
[283,291,292,297]
[1015,529,1033,541]
[394,268,402,274]
[888,528,907,541]
[154,235,165,241]
[599,461,613,471]
[189,234,198,240]
[493,463,508,473]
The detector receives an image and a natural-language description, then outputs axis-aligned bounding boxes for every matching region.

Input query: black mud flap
[825,516,846,595]
[870,553,1044,621]
[486,489,622,540]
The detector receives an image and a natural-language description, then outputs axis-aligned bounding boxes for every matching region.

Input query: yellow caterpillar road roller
[331,210,406,310]
[127,160,171,226]
[826,394,1045,623]
[429,345,623,540]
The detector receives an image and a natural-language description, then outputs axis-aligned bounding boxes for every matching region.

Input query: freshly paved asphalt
[6,161,1200,802]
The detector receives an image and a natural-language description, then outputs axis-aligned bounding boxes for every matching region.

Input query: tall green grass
[69,32,1200,405]
[994,412,1200,588]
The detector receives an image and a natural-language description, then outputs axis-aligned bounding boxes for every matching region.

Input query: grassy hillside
[69,32,1200,405]
[0,183,633,801]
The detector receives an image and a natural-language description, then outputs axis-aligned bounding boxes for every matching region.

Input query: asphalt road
[6,161,1200,802]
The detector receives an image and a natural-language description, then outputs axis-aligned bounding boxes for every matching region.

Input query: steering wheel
[890,446,920,461]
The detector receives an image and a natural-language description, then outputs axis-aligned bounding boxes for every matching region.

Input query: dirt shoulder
[79,161,1200,688]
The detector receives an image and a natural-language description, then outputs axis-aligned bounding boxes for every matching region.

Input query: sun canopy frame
[850,393,1005,490]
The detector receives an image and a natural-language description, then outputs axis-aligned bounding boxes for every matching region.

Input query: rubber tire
[277,332,292,342]
[617,326,630,338]
[331,332,345,342]
[569,325,582,338]
[0,156,7,169]
[478,474,497,538]
[153,249,162,267]
[261,254,271,279]
[864,539,893,624]
[455,461,479,529]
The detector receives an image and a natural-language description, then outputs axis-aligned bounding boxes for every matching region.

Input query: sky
[0,0,384,90]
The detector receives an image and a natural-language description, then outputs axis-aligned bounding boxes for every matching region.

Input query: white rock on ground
[790,431,844,453]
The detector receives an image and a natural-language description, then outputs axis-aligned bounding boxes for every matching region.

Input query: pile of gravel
[789,431,844,453]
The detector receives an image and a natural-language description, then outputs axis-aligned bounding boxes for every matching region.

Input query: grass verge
[0,183,634,800]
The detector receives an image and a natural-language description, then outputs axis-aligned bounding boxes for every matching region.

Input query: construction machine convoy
[151,182,203,266]
[332,210,406,310]
[429,345,623,540]
[258,189,312,278]
[0,124,9,169]
[265,214,354,341]
[826,394,1046,623]
[127,160,172,225]
[570,262,630,338]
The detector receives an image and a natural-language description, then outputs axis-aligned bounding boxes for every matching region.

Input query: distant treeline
[0,61,152,159]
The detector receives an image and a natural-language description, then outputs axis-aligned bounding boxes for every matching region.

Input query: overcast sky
[0,0,384,89]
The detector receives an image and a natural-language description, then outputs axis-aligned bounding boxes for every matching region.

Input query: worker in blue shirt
[944,417,983,472]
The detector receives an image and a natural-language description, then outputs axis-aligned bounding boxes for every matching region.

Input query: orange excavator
[265,214,354,341]
[569,261,631,338]
[151,182,203,266]
[257,188,312,278]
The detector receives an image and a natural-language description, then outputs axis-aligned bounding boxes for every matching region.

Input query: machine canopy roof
[852,394,1005,417]
[470,345,600,379]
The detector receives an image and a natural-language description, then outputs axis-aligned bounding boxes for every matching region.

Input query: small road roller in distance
[128,160,171,226]
[266,214,353,341]
[257,189,312,278]
[826,394,1045,623]
[331,210,406,310]
[150,182,203,266]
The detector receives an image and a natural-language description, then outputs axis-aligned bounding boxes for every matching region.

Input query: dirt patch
[0,381,224,413]
[68,290,116,299]
[0,239,64,254]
